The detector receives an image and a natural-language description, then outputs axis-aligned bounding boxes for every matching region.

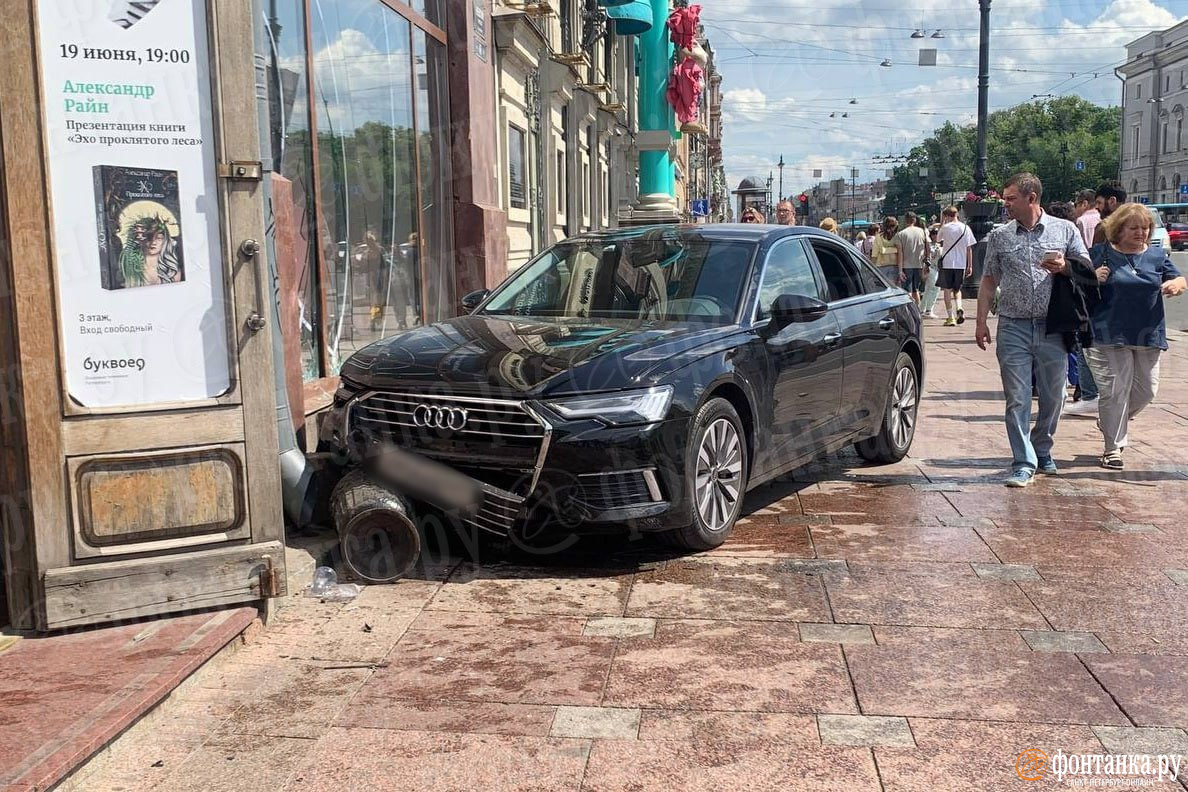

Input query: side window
[811,242,864,301]
[756,239,822,320]
[852,251,890,293]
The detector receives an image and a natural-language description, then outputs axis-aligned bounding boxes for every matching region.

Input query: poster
[36,0,230,408]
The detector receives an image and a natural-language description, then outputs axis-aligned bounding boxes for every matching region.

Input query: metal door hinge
[217,161,263,181]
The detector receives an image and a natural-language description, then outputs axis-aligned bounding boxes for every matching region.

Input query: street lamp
[972,0,991,201]
[777,154,785,201]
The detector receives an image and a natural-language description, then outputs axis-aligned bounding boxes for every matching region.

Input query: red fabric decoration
[666,4,701,50]
[666,58,704,123]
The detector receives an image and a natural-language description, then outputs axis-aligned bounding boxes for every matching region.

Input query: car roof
[570,223,845,245]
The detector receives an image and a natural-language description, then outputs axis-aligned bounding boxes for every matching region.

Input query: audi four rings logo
[413,404,469,430]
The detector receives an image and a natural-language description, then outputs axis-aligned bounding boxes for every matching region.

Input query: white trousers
[1085,344,1162,453]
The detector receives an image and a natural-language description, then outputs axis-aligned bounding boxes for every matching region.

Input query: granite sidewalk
[62,319,1188,791]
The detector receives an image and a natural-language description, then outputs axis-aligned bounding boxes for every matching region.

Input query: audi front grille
[350,391,551,536]
[353,392,548,444]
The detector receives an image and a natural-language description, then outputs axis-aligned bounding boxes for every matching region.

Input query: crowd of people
[972,173,1184,485]
[738,175,1185,485]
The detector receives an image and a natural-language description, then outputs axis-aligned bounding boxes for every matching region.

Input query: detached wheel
[856,352,919,464]
[664,398,748,551]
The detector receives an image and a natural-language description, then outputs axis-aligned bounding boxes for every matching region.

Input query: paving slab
[1083,654,1188,728]
[818,714,915,747]
[809,523,997,563]
[875,719,1158,791]
[847,644,1129,724]
[825,568,1048,630]
[603,620,857,713]
[624,556,832,622]
[282,728,590,792]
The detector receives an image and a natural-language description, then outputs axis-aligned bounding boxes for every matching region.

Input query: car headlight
[544,386,673,425]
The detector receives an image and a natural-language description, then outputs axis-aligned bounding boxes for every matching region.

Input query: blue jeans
[1076,347,1098,400]
[996,317,1067,473]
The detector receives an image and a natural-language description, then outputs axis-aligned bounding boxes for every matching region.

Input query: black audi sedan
[321,224,923,550]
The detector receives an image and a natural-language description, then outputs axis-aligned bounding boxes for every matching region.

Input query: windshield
[1148,208,1165,228]
[481,230,756,325]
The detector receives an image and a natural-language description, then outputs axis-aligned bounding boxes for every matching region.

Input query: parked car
[321,224,924,550]
[1168,222,1188,251]
[1148,207,1171,249]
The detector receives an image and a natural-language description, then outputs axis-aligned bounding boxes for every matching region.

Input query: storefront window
[265,0,321,381]
[312,0,419,373]
[414,29,455,322]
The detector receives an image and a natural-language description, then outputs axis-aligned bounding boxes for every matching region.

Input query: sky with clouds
[704,0,1186,197]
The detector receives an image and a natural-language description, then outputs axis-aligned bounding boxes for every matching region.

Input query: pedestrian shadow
[927,413,1002,423]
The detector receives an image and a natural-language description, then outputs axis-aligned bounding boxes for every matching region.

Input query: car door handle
[822,333,842,346]
[877,317,895,329]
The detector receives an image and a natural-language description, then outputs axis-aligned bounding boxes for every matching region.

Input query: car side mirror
[460,289,490,314]
[768,293,829,331]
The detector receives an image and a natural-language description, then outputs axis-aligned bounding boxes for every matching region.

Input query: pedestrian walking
[936,206,976,326]
[872,216,899,284]
[921,225,942,318]
[974,173,1090,487]
[1091,181,1126,245]
[1074,189,1099,248]
[1084,202,1187,470]
[819,217,839,235]
[895,211,930,306]
[860,227,875,259]
[775,199,797,226]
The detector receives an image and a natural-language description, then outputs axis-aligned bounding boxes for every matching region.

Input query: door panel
[807,241,906,432]
[756,239,844,464]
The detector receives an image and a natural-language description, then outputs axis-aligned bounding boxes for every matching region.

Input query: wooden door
[0,0,286,630]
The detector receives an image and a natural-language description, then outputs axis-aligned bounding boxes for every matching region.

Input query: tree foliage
[881,97,1121,218]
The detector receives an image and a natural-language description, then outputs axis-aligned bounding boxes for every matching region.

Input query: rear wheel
[856,352,918,464]
[663,398,748,551]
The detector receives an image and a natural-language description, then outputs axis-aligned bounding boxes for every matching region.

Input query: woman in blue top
[1086,202,1187,469]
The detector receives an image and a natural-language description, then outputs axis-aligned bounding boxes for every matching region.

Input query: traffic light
[798,193,809,215]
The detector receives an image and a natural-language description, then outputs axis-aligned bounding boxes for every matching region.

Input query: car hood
[339,314,743,396]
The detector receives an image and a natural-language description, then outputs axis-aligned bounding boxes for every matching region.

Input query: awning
[605,0,652,35]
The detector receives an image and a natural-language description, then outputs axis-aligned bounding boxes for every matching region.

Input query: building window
[1135,83,1142,100]
[1166,75,1171,92]
[1131,125,1140,164]
[1163,122,1169,153]
[1178,118,1184,151]
[556,150,565,215]
[509,124,527,209]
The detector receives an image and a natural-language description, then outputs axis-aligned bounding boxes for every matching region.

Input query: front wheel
[663,398,749,551]
[855,352,919,464]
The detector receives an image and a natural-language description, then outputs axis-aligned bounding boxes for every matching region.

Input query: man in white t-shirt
[935,205,976,326]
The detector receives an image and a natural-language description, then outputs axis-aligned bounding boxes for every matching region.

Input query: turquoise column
[638,0,674,200]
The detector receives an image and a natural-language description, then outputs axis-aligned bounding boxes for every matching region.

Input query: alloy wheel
[889,366,918,449]
[695,417,743,532]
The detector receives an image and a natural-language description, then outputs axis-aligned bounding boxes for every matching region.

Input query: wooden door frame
[0,0,286,630]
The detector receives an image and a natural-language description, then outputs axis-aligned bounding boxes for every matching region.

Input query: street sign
[1180,184,1188,195]
[1139,196,1150,204]
[691,198,709,217]
[1074,160,1085,171]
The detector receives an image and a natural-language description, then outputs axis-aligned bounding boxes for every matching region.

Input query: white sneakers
[1063,397,1098,417]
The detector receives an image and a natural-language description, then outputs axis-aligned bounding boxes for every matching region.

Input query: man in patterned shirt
[974,173,1090,488]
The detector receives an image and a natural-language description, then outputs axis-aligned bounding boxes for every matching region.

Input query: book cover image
[93,165,185,291]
